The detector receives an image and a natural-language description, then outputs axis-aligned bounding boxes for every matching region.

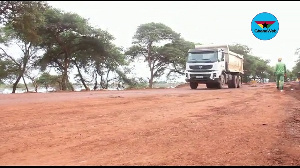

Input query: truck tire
[228,75,237,88]
[190,82,198,89]
[233,75,238,88]
[228,79,233,88]
[237,76,242,88]
[217,74,225,89]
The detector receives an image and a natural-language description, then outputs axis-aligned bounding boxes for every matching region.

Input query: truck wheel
[228,79,233,88]
[217,74,225,89]
[233,75,238,88]
[228,75,237,88]
[237,76,242,88]
[190,82,198,89]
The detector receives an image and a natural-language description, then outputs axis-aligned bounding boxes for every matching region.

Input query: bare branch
[0,46,21,66]
[15,42,25,54]
[138,43,148,58]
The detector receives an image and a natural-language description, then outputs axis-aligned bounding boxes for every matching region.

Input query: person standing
[274,58,286,91]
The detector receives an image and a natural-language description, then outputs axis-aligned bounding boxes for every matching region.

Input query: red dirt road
[0,82,299,166]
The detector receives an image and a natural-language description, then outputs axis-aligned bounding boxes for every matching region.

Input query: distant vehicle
[185,44,244,89]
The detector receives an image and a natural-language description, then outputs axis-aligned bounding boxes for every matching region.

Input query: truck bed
[226,51,244,73]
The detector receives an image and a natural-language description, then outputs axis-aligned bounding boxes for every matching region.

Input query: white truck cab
[185,44,244,89]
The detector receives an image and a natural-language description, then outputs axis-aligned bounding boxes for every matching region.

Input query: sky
[45,1,300,81]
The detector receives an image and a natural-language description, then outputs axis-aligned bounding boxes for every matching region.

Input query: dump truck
[185,44,244,89]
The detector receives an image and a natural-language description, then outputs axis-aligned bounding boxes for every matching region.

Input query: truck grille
[188,70,214,72]
[189,65,213,69]
[190,74,211,80]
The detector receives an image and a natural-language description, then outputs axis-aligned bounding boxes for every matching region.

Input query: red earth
[0,82,299,165]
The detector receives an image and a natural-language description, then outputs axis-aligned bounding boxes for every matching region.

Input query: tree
[286,69,296,81]
[36,72,62,91]
[25,73,38,92]
[161,38,195,77]
[293,48,300,78]
[94,45,127,89]
[0,59,18,83]
[265,65,276,82]
[70,29,124,91]
[229,44,252,82]
[229,44,273,83]
[0,1,48,44]
[37,8,107,91]
[0,25,41,93]
[229,44,251,56]
[126,22,180,88]
[0,1,48,93]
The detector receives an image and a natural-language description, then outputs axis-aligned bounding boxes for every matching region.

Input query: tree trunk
[22,75,29,92]
[149,78,154,88]
[57,82,62,91]
[105,69,110,89]
[29,77,38,92]
[147,42,153,89]
[149,67,154,88]
[34,82,38,92]
[74,61,90,91]
[12,57,28,93]
[61,54,70,91]
[93,72,98,90]
[12,75,22,93]
[100,74,104,89]
[66,78,74,91]
[61,66,68,91]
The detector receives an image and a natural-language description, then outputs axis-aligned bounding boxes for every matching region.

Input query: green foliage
[126,22,181,88]
[286,69,296,81]
[36,72,52,88]
[126,82,148,90]
[125,77,148,89]
[3,1,299,91]
[132,22,180,45]
[37,7,92,68]
[229,44,252,56]
[0,24,41,93]
[0,1,47,93]
[115,68,134,86]
[36,72,61,88]
[72,29,126,90]
[36,7,113,90]
[292,49,300,78]
[161,38,195,76]
[292,62,300,78]
[0,1,49,44]
[0,59,19,83]
[229,44,274,82]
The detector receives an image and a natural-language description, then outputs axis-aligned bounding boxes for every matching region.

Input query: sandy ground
[0,82,299,166]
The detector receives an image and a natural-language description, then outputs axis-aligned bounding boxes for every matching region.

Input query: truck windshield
[187,51,218,63]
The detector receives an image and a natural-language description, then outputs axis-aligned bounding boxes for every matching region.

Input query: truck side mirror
[221,52,225,61]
